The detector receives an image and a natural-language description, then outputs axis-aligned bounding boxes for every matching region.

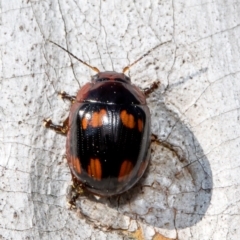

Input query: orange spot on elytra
[138,119,143,132]
[88,158,102,181]
[70,155,81,174]
[74,157,81,174]
[99,109,107,124]
[90,158,95,177]
[83,109,107,129]
[118,160,133,182]
[120,110,128,125]
[128,114,135,128]
[94,158,102,181]
[68,154,82,174]
[120,110,135,129]
[91,112,99,127]
[82,117,88,129]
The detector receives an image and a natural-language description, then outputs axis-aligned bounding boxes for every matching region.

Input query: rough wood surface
[1,0,240,239]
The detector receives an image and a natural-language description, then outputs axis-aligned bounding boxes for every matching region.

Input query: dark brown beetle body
[44,41,162,197]
[67,72,151,196]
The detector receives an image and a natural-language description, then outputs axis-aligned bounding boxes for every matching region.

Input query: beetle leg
[58,91,76,104]
[143,81,160,96]
[66,174,86,207]
[43,117,69,135]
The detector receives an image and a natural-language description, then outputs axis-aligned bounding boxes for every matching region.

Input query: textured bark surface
[1,0,240,239]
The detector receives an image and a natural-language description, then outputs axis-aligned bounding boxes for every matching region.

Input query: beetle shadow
[86,89,213,230]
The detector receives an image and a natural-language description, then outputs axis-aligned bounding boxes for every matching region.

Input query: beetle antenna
[122,42,168,73]
[48,40,100,73]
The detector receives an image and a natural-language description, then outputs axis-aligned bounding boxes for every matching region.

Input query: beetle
[44,41,160,197]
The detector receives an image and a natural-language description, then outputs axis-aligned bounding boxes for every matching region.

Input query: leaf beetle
[44,41,160,197]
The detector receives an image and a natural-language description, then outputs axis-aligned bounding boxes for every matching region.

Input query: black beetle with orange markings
[44,41,161,197]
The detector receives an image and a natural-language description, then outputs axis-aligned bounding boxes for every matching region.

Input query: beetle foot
[43,118,68,135]
[143,81,160,96]
[66,183,85,209]
[58,91,76,103]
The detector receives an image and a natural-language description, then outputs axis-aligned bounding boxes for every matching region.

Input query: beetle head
[91,71,131,84]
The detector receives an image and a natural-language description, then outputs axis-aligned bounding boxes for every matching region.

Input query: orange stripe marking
[83,109,107,129]
[126,160,132,174]
[99,109,107,126]
[90,158,95,177]
[88,158,102,181]
[138,119,143,132]
[70,155,81,174]
[118,160,133,182]
[82,117,88,129]
[94,158,102,181]
[120,110,128,127]
[120,110,135,129]
[128,114,135,128]
[91,112,99,127]
[73,156,81,174]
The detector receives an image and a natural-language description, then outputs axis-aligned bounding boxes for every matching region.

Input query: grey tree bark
[1,0,240,239]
